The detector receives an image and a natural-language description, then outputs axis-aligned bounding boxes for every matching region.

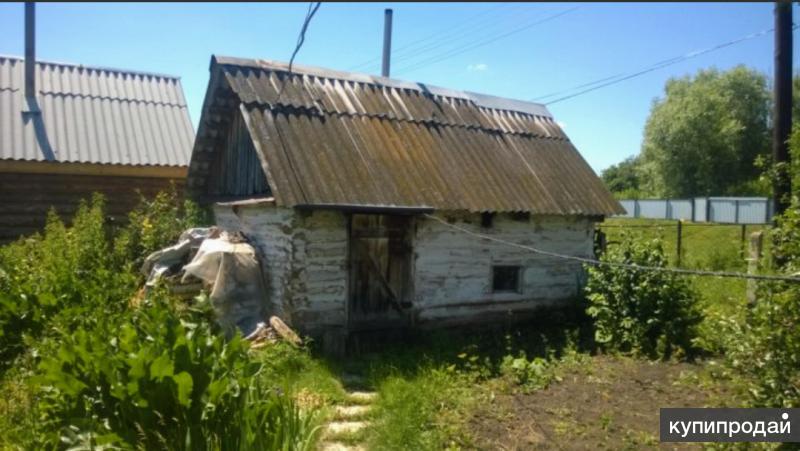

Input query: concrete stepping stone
[325,420,369,436]
[319,442,365,451]
[334,404,371,419]
[346,391,377,403]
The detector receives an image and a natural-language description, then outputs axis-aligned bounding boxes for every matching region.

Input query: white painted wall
[412,213,594,324]
[214,204,595,332]
[214,204,348,333]
[289,210,349,330]
[213,203,294,319]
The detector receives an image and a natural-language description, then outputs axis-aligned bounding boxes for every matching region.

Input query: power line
[347,3,515,72]
[424,214,800,284]
[393,6,581,77]
[369,4,534,73]
[288,2,322,75]
[274,1,322,105]
[536,26,782,106]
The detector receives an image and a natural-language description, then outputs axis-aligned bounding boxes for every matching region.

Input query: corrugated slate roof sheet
[0,55,193,167]
[189,56,623,216]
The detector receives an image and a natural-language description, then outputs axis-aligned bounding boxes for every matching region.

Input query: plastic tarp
[182,234,268,336]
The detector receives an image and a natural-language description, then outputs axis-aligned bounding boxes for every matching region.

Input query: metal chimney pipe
[381,8,393,77]
[25,2,35,99]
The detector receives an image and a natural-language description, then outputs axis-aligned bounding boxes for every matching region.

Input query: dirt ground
[468,355,732,450]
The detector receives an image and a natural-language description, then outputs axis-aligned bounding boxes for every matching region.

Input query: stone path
[318,376,376,451]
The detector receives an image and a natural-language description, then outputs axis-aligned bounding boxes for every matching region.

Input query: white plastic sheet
[182,233,268,336]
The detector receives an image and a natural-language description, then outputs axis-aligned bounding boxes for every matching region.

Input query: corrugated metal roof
[189,56,623,216]
[0,55,193,167]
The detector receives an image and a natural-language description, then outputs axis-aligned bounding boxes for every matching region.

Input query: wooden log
[269,316,302,347]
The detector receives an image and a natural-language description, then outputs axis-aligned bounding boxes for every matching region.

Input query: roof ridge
[213,54,551,118]
[0,54,182,81]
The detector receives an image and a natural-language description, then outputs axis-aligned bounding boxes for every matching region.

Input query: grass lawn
[294,218,760,449]
[600,218,770,317]
[286,315,741,450]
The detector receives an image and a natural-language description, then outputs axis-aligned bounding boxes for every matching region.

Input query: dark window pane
[493,265,520,292]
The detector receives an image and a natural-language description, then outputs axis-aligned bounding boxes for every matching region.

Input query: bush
[0,195,135,368]
[34,291,318,450]
[585,236,702,359]
[113,187,210,269]
[723,202,800,408]
[0,190,207,371]
[0,190,321,449]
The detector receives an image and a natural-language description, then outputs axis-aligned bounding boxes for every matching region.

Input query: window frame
[491,265,522,294]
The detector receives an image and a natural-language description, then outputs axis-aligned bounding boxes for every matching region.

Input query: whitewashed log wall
[412,212,594,326]
[214,204,595,333]
[214,205,348,333]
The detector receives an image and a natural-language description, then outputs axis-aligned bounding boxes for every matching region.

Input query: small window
[492,265,521,293]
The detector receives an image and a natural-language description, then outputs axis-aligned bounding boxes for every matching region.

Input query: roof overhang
[294,203,435,215]
[0,159,187,178]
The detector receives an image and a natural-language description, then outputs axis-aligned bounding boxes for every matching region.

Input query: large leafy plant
[35,291,319,450]
[585,236,702,359]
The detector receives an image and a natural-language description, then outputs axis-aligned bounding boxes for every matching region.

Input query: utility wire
[393,6,581,77]
[346,3,514,72]
[536,26,785,106]
[369,4,534,72]
[274,1,322,105]
[424,214,800,284]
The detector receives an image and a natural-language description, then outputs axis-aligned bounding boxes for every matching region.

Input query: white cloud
[467,63,489,72]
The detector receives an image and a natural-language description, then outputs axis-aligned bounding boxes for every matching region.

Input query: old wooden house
[188,56,623,339]
[0,55,194,242]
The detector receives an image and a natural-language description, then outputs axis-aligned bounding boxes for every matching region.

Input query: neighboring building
[0,55,194,242]
[188,55,623,340]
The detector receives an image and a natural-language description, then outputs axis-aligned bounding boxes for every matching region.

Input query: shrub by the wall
[585,236,702,359]
[724,202,800,408]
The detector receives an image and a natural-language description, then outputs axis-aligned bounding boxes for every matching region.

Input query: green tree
[601,156,643,197]
[640,66,771,197]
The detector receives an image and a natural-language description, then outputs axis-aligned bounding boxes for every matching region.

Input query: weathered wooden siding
[207,111,270,198]
[412,212,593,325]
[0,172,183,243]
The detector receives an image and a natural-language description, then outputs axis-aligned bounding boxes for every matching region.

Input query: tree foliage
[601,156,643,198]
[638,66,771,197]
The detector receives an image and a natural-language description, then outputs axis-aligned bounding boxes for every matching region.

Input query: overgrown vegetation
[0,190,320,449]
[585,235,702,359]
[717,202,800,408]
[2,186,798,447]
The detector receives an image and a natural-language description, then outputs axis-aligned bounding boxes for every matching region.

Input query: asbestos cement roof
[0,55,194,167]
[189,55,624,216]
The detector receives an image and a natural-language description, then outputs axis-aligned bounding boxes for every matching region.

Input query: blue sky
[0,2,796,173]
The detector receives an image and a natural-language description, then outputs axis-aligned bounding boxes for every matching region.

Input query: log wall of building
[214,204,349,334]
[213,203,294,320]
[212,203,596,335]
[0,171,184,243]
[412,212,594,326]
